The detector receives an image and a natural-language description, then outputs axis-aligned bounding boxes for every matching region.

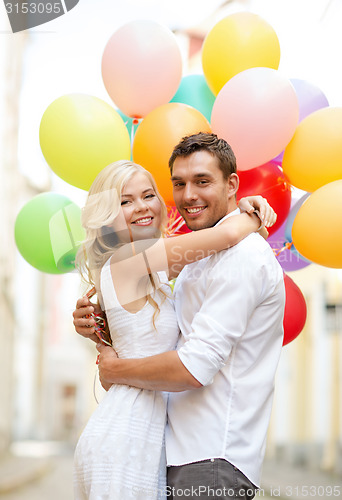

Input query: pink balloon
[211,67,299,171]
[101,20,183,118]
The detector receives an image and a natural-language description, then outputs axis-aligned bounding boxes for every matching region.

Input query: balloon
[132,103,211,205]
[284,193,311,255]
[273,78,329,165]
[267,194,312,271]
[290,78,329,123]
[101,20,182,118]
[283,107,342,192]
[170,74,215,122]
[117,109,140,146]
[292,180,342,268]
[14,193,85,274]
[267,221,311,272]
[237,161,292,235]
[166,206,191,237]
[202,12,280,95]
[39,94,131,191]
[283,273,307,346]
[211,68,299,171]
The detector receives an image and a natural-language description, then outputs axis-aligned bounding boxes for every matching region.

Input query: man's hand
[238,195,277,227]
[96,343,118,391]
[72,296,104,343]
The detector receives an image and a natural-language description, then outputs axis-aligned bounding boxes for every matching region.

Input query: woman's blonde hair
[76,160,168,325]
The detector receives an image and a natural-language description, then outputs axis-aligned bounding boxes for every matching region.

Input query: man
[73,133,285,499]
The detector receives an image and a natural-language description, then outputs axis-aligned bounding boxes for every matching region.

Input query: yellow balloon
[39,94,131,191]
[283,107,342,192]
[202,12,280,96]
[292,180,342,268]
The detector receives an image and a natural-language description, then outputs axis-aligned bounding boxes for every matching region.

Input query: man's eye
[173,183,184,187]
[198,180,208,185]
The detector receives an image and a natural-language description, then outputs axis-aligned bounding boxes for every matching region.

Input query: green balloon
[14,192,85,274]
[170,74,215,122]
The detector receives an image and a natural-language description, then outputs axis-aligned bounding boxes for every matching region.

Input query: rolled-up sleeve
[177,249,262,386]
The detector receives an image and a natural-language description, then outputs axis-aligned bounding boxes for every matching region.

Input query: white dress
[73,258,179,500]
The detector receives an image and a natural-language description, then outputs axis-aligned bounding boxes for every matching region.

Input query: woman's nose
[134,198,148,211]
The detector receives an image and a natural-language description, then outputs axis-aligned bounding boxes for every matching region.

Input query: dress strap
[100,257,119,311]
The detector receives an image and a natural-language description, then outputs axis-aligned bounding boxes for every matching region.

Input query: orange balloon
[292,180,342,268]
[132,103,211,205]
[283,107,342,192]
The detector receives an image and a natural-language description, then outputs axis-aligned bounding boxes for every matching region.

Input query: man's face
[171,150,239,231]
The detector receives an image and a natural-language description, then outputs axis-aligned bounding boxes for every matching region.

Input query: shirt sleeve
[177,245,264,386]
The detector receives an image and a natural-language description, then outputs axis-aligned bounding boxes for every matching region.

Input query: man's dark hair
[169,132,237,179]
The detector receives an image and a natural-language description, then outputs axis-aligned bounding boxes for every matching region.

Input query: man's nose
[183,184,198,203]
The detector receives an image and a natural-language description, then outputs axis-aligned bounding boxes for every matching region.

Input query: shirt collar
[214,207,241,227]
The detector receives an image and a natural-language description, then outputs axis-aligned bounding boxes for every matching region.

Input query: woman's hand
[238,195,277,227]
[96,343,118,391]
[73,296,104,343]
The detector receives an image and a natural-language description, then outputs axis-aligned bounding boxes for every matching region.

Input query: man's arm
[96,344,202,392]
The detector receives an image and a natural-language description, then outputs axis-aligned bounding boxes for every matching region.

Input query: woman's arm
[111,211,261,280]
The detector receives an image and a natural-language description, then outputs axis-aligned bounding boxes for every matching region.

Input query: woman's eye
[121,200,130,205]
[145,194,155,199]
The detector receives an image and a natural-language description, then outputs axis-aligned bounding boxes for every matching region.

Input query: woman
[73,160,274,500]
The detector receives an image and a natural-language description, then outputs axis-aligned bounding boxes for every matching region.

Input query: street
[0,453,275,500]
[0,454,74,500]
[1,451,341,500]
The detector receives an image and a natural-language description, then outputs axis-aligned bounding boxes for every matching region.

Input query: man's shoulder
[221,232,274,259]
[211,233,282,276]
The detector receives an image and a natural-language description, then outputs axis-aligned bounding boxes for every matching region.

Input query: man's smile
[184,206,207,217]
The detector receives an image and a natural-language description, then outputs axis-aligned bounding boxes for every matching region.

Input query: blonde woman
[73,159,275,500]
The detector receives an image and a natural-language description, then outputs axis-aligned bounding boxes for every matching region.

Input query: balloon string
[171,217,186,235]
[256,177,291,196]
[168,214,184,229]
[273,241,293,257]
[166,214,186,237]
[130,118,140,159]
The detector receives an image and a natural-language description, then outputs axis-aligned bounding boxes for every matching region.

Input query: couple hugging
[72,132,285,500]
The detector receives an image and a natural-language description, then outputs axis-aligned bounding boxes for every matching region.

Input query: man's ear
[227,173,239,198]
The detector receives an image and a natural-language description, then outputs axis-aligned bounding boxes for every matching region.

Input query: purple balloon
[268,194,312,272]
[268,222,309,271]
[272,78,329,165]
[291,78,329,122]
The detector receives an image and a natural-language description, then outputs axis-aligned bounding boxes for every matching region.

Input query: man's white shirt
[166,209,285,487]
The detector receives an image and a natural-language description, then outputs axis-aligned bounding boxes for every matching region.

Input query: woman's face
[111,172,163,242]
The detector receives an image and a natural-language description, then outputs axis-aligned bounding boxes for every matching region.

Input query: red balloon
[283,273,307,346]
[166,205,191,237]
[237,161,292,236]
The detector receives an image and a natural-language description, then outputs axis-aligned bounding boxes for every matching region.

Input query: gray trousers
[167,458,257,499]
